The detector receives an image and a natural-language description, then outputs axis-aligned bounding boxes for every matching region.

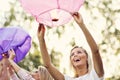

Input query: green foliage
[18,52,41,71]
[1,0,34,27]
[50,49,63,68]
[85,0,120,79]
[85,0,120,55]
[18,41,42,71]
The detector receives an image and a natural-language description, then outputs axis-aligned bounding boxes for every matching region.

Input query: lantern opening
[50,9,59,22]
[52,18,59,22]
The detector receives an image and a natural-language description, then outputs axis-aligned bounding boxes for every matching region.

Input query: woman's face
[70,47,88,67]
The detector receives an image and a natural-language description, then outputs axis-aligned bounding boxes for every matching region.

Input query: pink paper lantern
[19,0,84,27]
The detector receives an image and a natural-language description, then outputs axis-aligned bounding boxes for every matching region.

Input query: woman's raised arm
[72,12,104,77]
[37,23,64,80]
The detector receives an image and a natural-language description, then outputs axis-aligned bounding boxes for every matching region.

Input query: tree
[84,0,120,79]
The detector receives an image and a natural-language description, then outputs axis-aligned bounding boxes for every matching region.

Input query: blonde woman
[8,49,53,80]
[37,12,104,80]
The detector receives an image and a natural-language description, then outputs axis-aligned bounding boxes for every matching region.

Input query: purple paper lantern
[0,27,31,63]
[19,0,84,27]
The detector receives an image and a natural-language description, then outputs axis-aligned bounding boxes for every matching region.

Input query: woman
[8,49,53,80]
[37,12,104,80]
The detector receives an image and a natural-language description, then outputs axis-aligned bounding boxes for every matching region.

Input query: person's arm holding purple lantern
[8,49,35,80]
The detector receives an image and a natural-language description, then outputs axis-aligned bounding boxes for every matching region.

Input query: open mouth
[74,59,81,62]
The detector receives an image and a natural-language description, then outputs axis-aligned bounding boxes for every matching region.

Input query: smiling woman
[37,12,104,80]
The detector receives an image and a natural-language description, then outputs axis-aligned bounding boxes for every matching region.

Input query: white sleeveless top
[64,68,104,80]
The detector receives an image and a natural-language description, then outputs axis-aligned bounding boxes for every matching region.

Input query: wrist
[79,22,85,27]
[38,37,45,42]
[8,59,14,63]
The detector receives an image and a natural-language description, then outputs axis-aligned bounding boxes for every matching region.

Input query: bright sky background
[0,0,120,79]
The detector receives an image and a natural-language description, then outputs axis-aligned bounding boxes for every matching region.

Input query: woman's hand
[8,49,15,61]
[7,65,15,76]
[71,12,84,25]
[37,23,45,41]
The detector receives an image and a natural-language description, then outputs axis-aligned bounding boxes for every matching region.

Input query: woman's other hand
[8,49,15,61]
[71,12,84,25]
[37,23,45,41]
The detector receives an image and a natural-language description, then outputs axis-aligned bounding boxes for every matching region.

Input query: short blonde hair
[38,66,53,80]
